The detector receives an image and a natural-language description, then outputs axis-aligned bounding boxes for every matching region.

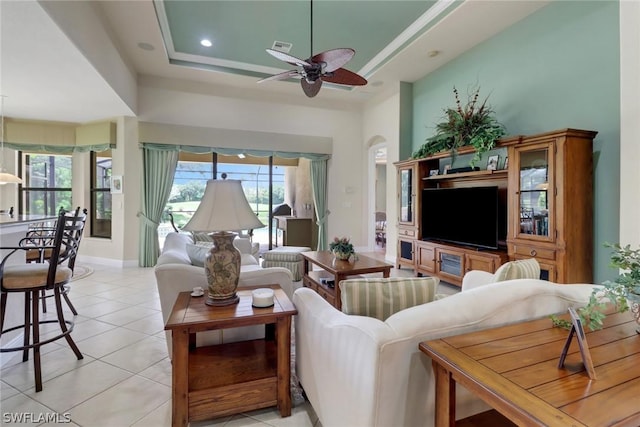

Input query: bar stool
[23,208,87,315]
[0,209,84,392]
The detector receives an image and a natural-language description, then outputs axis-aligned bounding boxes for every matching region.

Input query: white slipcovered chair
[461,257,541,291]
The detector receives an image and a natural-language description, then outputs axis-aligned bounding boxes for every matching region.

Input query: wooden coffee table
[164,285,297,427]
[419,311,640,426]
[301,251,393,309]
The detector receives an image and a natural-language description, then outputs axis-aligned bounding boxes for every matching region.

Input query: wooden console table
[301,251,392,309]
[419,311,640,426]
[165,285,297,427]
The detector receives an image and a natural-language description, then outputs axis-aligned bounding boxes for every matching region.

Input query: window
[19,153,72,215]
[161,153,292,247]
[91,151,112,238]
[217,162,285,245]
[163,153,215,235]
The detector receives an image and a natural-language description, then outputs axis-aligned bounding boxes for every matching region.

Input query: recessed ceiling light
[200,39,213,47]
[137,42,155,51]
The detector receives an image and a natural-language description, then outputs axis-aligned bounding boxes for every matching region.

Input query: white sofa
[293,279,595,427]
[155,232,294,356]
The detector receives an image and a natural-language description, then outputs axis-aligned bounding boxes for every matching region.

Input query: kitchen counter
[0,214,57,226]
[0,213,58,347]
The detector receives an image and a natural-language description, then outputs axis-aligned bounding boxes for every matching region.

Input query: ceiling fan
[258,0,367,98]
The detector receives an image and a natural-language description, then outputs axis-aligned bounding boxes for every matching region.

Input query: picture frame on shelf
[503,156,509,169]
[429,169,439,177]
[487,155,499,171]
[443,164,452,174]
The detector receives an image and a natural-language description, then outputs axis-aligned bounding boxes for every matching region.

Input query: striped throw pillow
[493,258,540,282]
[339,277,439,321]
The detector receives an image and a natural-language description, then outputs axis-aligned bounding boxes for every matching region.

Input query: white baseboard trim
[76,255,141,269]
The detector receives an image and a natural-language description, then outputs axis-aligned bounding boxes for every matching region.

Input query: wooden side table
[419,311,640,427]
[165,285,297,427]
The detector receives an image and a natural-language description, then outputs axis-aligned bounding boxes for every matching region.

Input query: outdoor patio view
[160,159,286,248]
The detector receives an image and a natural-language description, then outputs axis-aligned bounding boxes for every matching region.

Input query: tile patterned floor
[0,254,458,426]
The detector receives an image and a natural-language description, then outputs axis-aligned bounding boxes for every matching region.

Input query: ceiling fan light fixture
[258,0,366,97]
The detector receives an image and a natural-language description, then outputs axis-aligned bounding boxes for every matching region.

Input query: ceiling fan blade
[322,68,368,86]
[312,48,355,72]
[257,70,301,83]
[301,79,323,98]
[266,48,310,67]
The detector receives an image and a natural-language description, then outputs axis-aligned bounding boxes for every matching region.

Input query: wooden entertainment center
[395,128,597,286]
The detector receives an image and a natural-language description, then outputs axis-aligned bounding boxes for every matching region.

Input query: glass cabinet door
[399,167,413,224]
[516,145,553,239]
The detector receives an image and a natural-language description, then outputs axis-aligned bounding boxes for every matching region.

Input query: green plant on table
[329,237,355,258]
[412,86,506,167]
[552,243,640,331]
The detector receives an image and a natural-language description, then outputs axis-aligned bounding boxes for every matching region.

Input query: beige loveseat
[293,279,595,427]
[155,232,293,356]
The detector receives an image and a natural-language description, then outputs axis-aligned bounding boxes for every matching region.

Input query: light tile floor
[0,254,458,426]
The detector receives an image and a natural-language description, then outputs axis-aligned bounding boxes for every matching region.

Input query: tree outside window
[91,151,112,238]
[19,153,72,215]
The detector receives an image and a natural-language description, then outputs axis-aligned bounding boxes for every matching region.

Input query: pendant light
[0,95,22,185]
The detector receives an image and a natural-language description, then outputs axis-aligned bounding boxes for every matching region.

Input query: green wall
[411,1,620,283]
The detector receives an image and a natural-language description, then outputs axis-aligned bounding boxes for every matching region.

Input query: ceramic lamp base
[204,231,241,307]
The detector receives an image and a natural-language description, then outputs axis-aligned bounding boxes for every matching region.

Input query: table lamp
[183,177,264,306]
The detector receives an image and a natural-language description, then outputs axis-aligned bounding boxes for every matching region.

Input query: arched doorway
[367,137,387,255]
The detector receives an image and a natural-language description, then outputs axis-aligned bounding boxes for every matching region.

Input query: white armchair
[462,257,541,291]
[155,232,293,357]
[233,236,260,262]
[294,278,594,427]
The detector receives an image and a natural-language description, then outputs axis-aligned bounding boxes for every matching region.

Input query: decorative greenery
[552,243,640,331]
[329,237,355,259]
[412,86,506,167]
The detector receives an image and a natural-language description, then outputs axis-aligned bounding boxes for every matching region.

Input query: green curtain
[138,148,178,266]
[310,159,329,250]
[4,142,114,153]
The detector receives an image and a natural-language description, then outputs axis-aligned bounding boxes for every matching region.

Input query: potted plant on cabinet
[412,86,506,167]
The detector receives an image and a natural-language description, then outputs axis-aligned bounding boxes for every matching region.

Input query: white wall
[363,89,402,261]
[76,116,141,266]
[619,0,640,248]
[136,80,366,247]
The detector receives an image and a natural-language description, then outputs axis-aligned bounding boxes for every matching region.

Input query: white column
[619,1,640,247]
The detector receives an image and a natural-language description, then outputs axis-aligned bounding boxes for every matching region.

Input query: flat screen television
[421,186,506,250]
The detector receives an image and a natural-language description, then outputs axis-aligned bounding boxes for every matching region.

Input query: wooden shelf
[187,339,280,421]
[423,169,508,181]
[188,340,277,392]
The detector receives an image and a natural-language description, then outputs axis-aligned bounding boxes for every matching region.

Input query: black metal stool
[0,209,85,392]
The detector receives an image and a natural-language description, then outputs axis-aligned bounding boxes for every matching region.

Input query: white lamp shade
[0,172,22,184]
[183,179,265,232]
